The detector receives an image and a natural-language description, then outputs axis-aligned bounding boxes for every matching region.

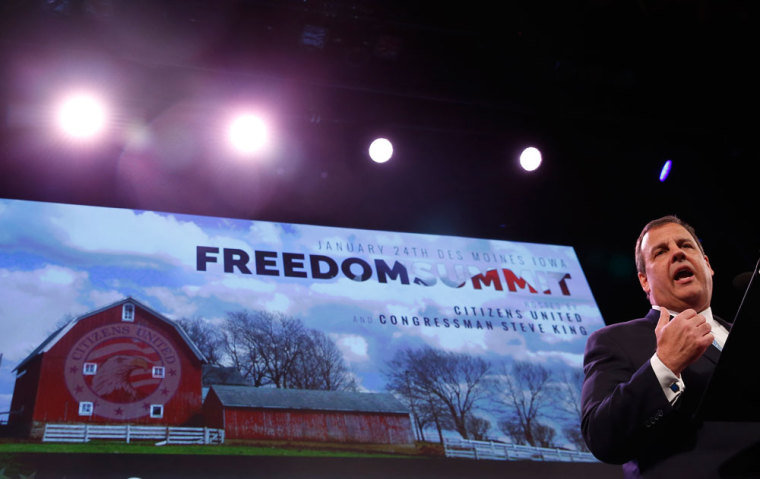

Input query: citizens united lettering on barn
[70,325,132,361]
[196,246,576,296]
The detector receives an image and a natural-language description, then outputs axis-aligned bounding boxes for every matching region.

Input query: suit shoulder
[589,315,655,340]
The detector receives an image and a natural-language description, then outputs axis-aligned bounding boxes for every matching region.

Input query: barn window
[150,404,164,418]
[122,303,135,322]
[79,402,93,416]
[83,362,98,375]
[152,366,165,378]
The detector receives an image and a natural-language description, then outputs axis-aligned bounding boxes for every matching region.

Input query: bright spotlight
[519,146,542,172]
[659,159,672,182]
[369,138,393,163]
[56,93,107,139]
[228,114,268,155]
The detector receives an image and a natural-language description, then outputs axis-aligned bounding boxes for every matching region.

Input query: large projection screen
[0,198,606,466]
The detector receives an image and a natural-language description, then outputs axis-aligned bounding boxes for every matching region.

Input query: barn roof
[14,297,207,371]
[202,365,248,386]
[210,385,409,415]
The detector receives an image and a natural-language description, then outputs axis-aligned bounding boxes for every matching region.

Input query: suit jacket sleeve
[581,323,675,464]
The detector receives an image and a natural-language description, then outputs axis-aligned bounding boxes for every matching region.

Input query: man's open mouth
[673,267,694,281]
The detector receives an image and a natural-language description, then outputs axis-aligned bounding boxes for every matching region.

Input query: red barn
[9,298,206,437]
[203,385,414,445]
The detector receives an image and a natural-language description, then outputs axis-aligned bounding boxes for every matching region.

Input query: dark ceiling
[0,0,757,324]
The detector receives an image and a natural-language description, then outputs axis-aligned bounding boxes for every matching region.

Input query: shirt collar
[652,305,713,322]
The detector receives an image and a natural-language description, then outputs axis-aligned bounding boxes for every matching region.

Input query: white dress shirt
[649,306,728,404]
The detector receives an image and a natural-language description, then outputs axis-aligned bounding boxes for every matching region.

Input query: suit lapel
[715,315,732,330]
[703,314,729,364]
[702,343,721,364]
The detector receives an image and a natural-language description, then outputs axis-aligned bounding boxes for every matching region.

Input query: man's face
[638,222,714,313]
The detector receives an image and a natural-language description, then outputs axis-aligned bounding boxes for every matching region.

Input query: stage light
[519,146,542,172]
[56,93,108,140]
[369,138,393,163]
[228,114,268,155]
[659,159,672,182]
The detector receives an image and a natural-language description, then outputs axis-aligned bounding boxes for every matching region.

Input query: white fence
[444,438,598,462]
[42,424,224,445]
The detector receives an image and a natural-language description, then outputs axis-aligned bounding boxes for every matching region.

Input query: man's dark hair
[635,215,705,275]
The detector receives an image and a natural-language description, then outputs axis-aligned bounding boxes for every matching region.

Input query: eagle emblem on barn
[63,316,184,420]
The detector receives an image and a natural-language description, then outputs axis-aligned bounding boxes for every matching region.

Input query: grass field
[0,438,441,458]
[0,441,438,479]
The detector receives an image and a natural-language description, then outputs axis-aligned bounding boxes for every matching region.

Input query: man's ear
[638,272,650,296]
[704,255,715,277]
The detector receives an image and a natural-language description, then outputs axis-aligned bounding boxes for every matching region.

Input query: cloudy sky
[0,198,605,439]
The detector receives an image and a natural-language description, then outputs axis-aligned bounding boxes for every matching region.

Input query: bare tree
[557,369,589,451]
[248,311,309,388]
[223,311,271,386]
[385,346,491,439]
[175,316,225,365]
[389,369,426,441]
[491,361,556,447]
[415,394,455,443]
[223,311,306,388]
[466,415,491,441]
[498,419,525,444]
[557,369,583,420]
[533,422,557,448]
[223,310,355,391]
[288,329,357,391]
[499,416,557,447]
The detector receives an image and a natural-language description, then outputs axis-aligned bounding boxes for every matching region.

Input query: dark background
[0,0,757,326]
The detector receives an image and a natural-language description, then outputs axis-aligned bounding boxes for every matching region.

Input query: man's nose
[671,248,686,261]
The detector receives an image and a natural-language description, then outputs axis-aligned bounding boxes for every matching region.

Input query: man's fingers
[655,307,671,335]
[700,322,713,335]
[658,307,670,325]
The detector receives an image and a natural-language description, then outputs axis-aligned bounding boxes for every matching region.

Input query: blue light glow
[659,159,672,182]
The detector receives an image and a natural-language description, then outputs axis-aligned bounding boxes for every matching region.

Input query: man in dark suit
[581,215,730,477]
